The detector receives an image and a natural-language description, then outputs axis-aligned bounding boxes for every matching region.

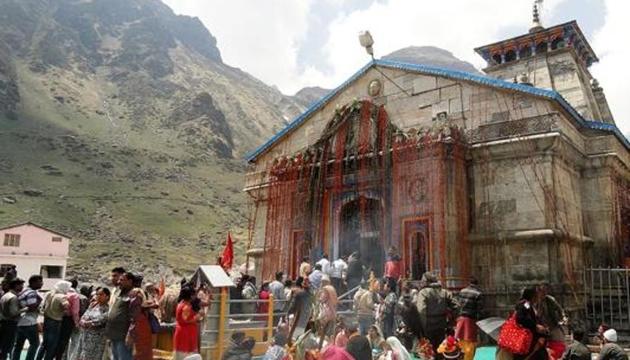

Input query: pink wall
[0,224,70,257]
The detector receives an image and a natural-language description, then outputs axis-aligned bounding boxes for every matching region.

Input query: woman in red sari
[173,287,203,360]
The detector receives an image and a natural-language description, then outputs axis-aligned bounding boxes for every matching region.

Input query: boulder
[23,189,43,197]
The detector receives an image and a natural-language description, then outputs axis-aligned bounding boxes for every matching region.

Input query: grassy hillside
[0,0,299,281]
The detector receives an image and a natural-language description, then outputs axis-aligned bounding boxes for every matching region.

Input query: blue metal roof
[584,120,630,149]
[246,59,628,162]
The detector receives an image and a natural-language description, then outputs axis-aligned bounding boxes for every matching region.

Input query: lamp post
[358,30,375,59]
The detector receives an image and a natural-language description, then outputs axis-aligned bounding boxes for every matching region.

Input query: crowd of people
[0,267,211,360]
[237,248,627,360]
[2,247,630,360]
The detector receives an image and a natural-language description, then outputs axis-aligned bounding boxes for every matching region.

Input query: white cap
[604,329,618,342]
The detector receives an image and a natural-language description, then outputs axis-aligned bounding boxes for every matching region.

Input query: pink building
[0,222,70,290]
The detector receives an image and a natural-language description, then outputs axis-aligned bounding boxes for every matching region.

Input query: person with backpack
[415,272,460,352]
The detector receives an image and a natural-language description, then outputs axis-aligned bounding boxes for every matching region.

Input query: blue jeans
[36,317,62,360]
[0,320,18,360]
[111,340,133,360]
[13,325,40,360]
[358,315,373,336]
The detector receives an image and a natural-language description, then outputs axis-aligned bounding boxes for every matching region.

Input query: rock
[186,209,194,215]
[2,196,16,204]
[160,191,169,196]
[23,189,43,197]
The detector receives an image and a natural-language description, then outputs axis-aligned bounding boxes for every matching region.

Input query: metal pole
[217,287,228,359]
[608,269,614,327]
[617,269,622,327]
[598,269,612,326]
[626,268,630,330]
[267,294,275,342]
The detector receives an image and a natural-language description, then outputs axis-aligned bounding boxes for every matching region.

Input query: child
[437,329,463,360]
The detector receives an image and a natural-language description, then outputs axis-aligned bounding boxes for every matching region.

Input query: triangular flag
[220,232,234,270]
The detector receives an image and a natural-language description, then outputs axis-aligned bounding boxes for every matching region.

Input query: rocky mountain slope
[0,0,309,281]
[384,46,481,74]
[0,0,482,281]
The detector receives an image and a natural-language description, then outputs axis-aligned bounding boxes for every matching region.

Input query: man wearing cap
[0,277,25,360]
[416,272,460,352]
[598,329,628,360]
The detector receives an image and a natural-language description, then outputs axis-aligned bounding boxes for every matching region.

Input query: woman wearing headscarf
[381,336,413,360]
[36,280,71,360]
[77,287,110,360]
[316,285,338,347]
[128,275,154,360]
[368,325,385,353]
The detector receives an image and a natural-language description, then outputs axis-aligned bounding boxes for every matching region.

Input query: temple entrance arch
[336,195,385,276]
[403,217,431,280]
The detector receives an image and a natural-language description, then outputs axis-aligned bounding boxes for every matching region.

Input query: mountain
[291,87,330,109]
[384,46,481,74]
[0,0,308,281]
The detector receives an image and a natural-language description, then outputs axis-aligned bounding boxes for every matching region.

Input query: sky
[163,0,629,136]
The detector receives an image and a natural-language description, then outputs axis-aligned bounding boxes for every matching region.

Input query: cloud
[308,0,567,89]
[591,0,630,135]
[162,0,629,137]
[162,0,313,91]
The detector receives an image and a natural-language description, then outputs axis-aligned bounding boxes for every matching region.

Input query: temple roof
[246,58,628,163]
[474,20,599,67]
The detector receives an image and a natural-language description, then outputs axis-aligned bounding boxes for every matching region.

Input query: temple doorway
[339,197,384,276]
[403,218,431,280]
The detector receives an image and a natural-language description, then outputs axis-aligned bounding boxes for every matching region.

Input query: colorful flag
[221,232,234,270]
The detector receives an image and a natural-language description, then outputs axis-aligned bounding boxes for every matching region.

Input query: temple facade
[243,17,630,313]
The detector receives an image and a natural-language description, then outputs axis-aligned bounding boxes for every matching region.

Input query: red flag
[220,232,234,270]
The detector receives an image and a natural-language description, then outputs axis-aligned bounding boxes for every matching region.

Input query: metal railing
[201,285,363,358]
[584,268,630,331]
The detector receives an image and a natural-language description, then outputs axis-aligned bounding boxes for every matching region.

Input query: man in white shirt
[316,254,330,275]
[329,256,348,294]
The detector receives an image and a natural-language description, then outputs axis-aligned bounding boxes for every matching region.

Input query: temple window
[551,37,565,50]
[536,41,548,54]
[519,46,532,59]
[504,50,517,62]
[492,53,502,65]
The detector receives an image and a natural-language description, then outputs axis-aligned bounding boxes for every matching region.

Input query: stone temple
[243,14,630,313]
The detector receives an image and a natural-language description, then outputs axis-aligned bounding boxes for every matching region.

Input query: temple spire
[530,0,544,33]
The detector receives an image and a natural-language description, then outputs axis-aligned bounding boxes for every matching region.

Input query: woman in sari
[316,285,338,347]
[77,288,110,360]
[129,275,154,360]
[173,287,203,360]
